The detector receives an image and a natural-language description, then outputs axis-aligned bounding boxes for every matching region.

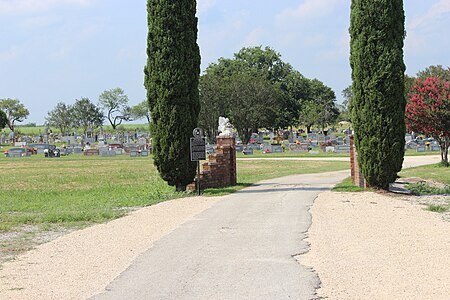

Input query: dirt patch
[0,225,78,265]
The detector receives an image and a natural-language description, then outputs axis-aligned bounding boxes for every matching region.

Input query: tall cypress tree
[145,0,201,191]
[350,0,406,189]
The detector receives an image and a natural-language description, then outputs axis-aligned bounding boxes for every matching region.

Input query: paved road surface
[91,170,349,300]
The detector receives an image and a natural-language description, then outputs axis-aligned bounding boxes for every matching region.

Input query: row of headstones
[415,145,441,152]
[206,143,351,155]
[84,148,150,157]
[245,132,351,145]
[61,135,149,146]
[7,142,150,157]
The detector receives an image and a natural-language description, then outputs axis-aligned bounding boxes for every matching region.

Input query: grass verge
[331,177,372,192]
[399,163,450,185]
[406,183,450,195]
[427,205,449,213]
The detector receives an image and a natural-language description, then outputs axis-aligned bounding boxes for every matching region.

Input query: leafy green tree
[99,88,131,130]
[341,85,352,110]
[278,70,310,129]
[72,98,104,134]
[145,0,201,191]
[337,85,353,122]
[298,79,338,133]
[404,74,416,99]
[206,46,299,129]
[0,110,7,130]
[234,46,293,83]
[309,79,339,131]
[0,98,29,131]
[405,66,449,101]
[130,101,151,124]
[417,65,450,82]
[298,101,321,134]
[45,102,73,134]
[350,0,406,189]
[198,73,228,141]
[225,74,280,144]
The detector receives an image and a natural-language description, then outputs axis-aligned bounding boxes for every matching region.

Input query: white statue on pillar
[218,116,233,138]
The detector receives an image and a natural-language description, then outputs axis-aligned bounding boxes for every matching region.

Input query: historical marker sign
[190,128,206,161]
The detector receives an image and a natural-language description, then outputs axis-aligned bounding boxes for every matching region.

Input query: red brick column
[216,137,236,186]
[350,135,366,188]
[188,136,237,191]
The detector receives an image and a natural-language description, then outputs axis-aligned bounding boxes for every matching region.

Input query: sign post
[190,128,206,196]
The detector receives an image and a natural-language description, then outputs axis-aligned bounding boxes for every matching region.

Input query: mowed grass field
[0,154,349,232]
[399,163,450,184]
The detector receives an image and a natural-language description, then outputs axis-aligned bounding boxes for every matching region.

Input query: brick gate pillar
[350,135,366,188]
[216,137,237,186]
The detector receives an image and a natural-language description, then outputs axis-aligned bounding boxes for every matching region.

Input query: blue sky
[1,0,449,124]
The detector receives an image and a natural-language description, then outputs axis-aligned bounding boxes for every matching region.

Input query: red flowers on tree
[405,76,450,166]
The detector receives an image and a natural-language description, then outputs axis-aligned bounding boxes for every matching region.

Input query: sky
[1,0,449,125]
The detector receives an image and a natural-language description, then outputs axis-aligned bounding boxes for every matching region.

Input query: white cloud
[0,0,93,14]
[240,28,265,48]
[197,0,216,15]
[409,0,450,30]
[277,0,344,23]
[404,30,427,55]
[0,46,19,62]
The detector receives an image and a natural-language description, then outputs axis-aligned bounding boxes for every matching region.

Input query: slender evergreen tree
[145,0,201,191]
[350,0,406,189]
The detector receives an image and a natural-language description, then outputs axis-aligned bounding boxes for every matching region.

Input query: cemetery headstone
[242,147,253,155]
[138,137,147,146]
[73,147,83,154]
[6,148,30,157]
[84,149,99,156]
[100,150,116,157]
[318,134,326,143]
[325,146,335,152]
[416,146,426,152]
[430,145,440,151]
[288,143,309,153]
[335,145,351,153]
[247,144,260,151]
[235,145,244,152]
[262,144,283,153]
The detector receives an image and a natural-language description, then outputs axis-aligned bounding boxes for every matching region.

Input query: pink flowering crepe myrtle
[405,76,450,164]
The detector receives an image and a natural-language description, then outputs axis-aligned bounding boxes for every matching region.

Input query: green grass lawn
[0,154,349,232]
[333,163,450,194]
[332,177,371,192]
[0,155,178,231]
[399,163,450,185]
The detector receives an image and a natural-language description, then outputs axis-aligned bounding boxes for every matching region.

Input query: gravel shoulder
[0,196,221,300]
[301,191,450,299]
